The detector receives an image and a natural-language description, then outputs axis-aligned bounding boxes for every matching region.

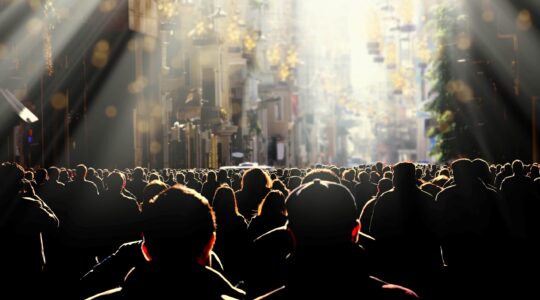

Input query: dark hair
[342,169,355,181]
[212,184,241,219]
[286,180,357,243]
[142,185,216,260]
[241,168,272,192]
[302,169,341,185]
[392,162,416,189]
[258,190,286,217]
[142,180,168,206]
[76,164,88,179]
[0,162,25,196]
[271,179,289,197]
[105,172,126,192]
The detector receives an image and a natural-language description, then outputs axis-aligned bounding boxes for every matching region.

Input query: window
[274,98,283,121]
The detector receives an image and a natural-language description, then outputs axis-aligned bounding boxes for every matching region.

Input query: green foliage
[425,1,462,162]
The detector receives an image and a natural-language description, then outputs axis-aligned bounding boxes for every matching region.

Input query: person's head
[472,158,492,185]
[392,162,416,189]
[142,180,168,206]
[287,176,302,190]
[357,171,370,184]
[0,162,25,197]
[258,190,286,217]
[512,159,524,175]
[531,165,539,178]
[24,171,34,182]
[133,167,145,181]
[415,168,423,180]
[186,171,196,181]
[148,172,161,182]
[302,169,340,185]
[88,167,97,178]
[175,172,185,184]
[58,169,70,183]
[206,171,217,183]
[503,163,512,174]
[375,162,384,174]
[286,180,359,247]
[105,172,126,192]
[377,178,393,196]
[212,184,240,219]
[35,168,49,185]
[432,175,449,187]
[271,179,289,197]
[289,168,302,177]
[241,168,272,192]
[369,171,380,184]
[342,169,355,182]
[75,164,87,180]
[141,185,216,264]
[217,169,228,182]
[451,159,475,186]
[438,168,450,178]
[48,166,60,181]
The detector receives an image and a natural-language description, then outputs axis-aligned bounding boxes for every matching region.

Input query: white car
[220,162,274,171]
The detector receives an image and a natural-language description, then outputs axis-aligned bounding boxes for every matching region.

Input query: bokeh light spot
[517,10,533,31]
[105,105,118,118]
[51,93,68,110]
[150,141,162,154]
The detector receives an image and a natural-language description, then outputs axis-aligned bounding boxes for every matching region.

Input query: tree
[426,1,467,162]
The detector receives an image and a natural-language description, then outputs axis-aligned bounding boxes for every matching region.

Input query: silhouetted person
[270,179,289,197]
[201,171,220,202]
[86,185,245,299]
[255,180,417,299]
[0,162,59,298]
[88,167,105,195]
[472,158,496,188]
[212,185,250,284]
[126,167,147,202]
[63,164,101,284]
[97,172,141,258]
[435,159,509,299]
[37,166,65,214]
[495,163,512,190]
[186,171,203,192]
[341,169,356,193]
[248,190,287,240]
[354,171,377,216]
[236,168,272,218]
[501,160,538,240]
[366,162,440,298]
[217,169,232,187]
[360,178,393,233]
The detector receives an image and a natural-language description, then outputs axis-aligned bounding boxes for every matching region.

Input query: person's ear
[351,220,360,243]
[198,232,216,266]
[287,226,298,249]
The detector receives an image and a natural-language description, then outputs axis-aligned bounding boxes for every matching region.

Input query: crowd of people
[1,159,538,299]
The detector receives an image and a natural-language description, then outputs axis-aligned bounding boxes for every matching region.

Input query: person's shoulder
[85,287,123,300]
[203,266,246,299]
[435,185,456,201]
[368,276,419,299]
[417,188,435,201]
